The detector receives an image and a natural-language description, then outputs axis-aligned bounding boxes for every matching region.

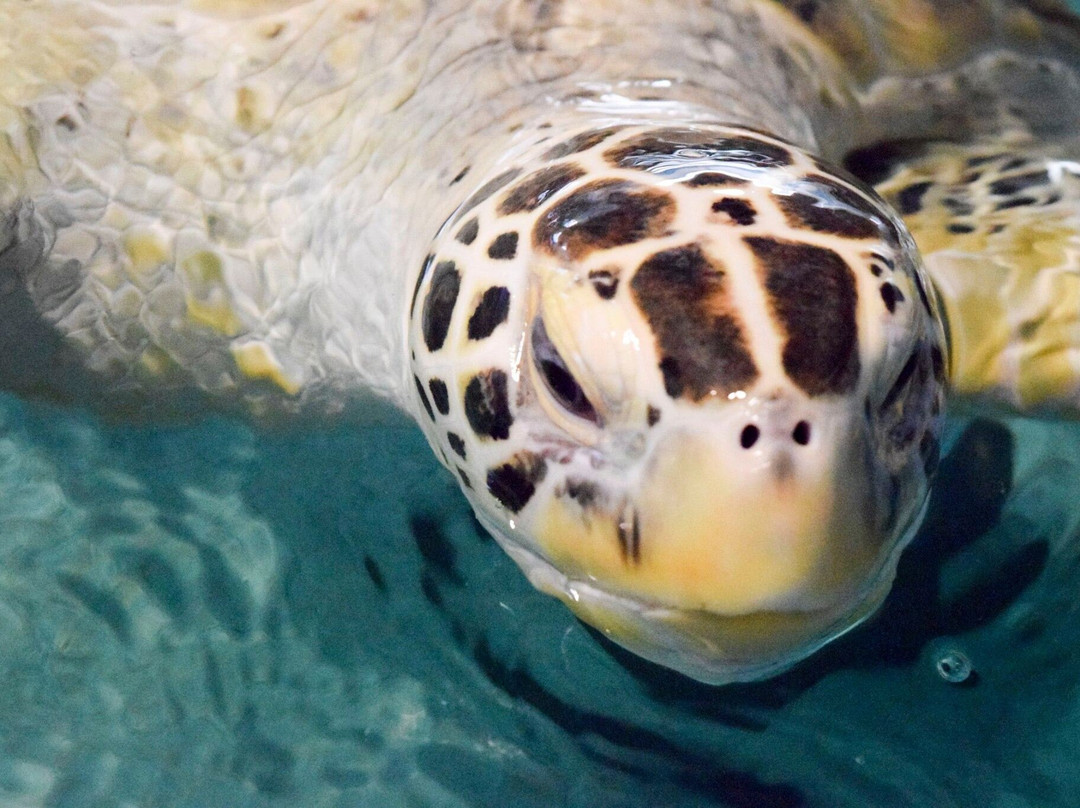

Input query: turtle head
[409,123,947,683]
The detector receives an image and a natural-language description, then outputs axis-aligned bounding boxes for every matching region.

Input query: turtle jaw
[489,399,919,684]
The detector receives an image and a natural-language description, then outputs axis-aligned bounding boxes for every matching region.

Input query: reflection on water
[0,390,1078,807]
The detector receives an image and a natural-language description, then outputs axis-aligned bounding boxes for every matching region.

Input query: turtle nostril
[740,424,760,449]
[792,420,811,446]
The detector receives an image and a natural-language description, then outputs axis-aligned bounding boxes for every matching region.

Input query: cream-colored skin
[3,1,1080,683]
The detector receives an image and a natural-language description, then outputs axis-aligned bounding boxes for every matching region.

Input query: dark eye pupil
[531,319,598,423]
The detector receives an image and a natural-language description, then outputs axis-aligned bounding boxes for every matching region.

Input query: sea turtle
[2,0,1079,685]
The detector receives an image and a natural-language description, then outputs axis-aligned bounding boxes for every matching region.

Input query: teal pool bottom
[0,389,1078,807]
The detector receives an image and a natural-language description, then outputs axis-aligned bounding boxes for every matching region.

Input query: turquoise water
[1,392,1078,806]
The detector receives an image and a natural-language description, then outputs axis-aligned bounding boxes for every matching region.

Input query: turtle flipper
[853,137,1080,414]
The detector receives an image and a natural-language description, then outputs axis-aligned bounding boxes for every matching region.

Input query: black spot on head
[745,236,860,397]
[464,369,513,439]
[451,166,470,185]
[447,431,467,459]
[56,114,77,132]
[870,263,884,277]
[457,167,523,219]
[711,197,756,225]
[541,127,621,161]
[967,153,1005,167]
[565,478,601,509]
[646,405,661,426]
[777,175,882,239]
[794,0,817,22]
[467,286,511,340]
[588,269,619,299]
[895,181,932,215]
[534,179,676,260]
[422,260,460,352]
[989,170,1049,196]
[498,163,586,215]
[941,197,974,216]
[994,196,1037,211]
[457,467,473,489]
[946,223,975,234]
[411,254,434,317]
[487,452,547,513]
[630,244,758,400]
[487,232,519,260]
[414,375,435,420]
[687,171,749,187]
[606,128,792,172]
[880,282,904,313]
[455,217,479,245]
[617,509,641,563]
[428,378,450,415]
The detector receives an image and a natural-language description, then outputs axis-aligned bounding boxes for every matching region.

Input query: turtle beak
[535,400,889,618]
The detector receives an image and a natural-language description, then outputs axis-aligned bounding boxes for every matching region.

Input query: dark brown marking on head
[946,222,975,234]
[895,181,932,215]
[995,196,1037,211]
[457,167,523,219]
[414,375,435,421]
[541,127,621,161]
[777,175,882,239]
[498,163,585,216]
[870,263,884,277]
[879,282,904,313]
[687,171,749,187]
[711,197,757,225]
[447,431,467,459]
[428,378,450,415]
[745,236,860,397]
[617,508,641,563]
[941,197,974,216]
[564,478,601,509]
[487,231,519,260]
[457,467,473,489]
[605,128,792,172]
[456,217,479,245]
[989,170,1049,196]
[630,243,758,400]
[588,268,619,299]
[533,179,676,261]
[487,451,547,513]
[464,369,513,439]
[411,253,434,317]
[646,405,661,426]
[450,166,470,185]
[467,286,511,340]
[422,260,460,352]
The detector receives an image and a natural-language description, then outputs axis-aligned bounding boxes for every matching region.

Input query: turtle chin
[485,402,928,685]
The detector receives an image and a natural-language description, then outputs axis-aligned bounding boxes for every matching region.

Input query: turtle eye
[531,318,599,423]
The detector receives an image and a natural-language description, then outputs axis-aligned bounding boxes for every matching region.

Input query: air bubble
[936,650,973,684]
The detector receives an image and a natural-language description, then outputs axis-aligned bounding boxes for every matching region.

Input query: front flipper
[851,136,1080,415]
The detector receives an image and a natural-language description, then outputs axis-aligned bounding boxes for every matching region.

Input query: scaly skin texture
[4,1,1080,683]
[0,0,862,416]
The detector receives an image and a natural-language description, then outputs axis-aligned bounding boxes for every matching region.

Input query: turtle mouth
[483,508,907,684]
